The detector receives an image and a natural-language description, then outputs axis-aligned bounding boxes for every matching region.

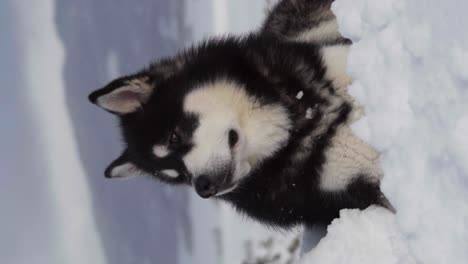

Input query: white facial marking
[161,169,179,178]
[182,79,291,182]
[296,91,304,99]
[153,145,170,158]
[183,81,242,177]
[320,126,382,191]
[110,163,142,178]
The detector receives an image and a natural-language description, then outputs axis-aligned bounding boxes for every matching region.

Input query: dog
[88,0,393,228]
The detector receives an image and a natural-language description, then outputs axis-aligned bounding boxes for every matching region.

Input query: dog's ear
[89,74,154,115]
[104,150,146,178]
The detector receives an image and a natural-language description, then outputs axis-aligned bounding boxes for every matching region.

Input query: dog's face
[89,49,291,198]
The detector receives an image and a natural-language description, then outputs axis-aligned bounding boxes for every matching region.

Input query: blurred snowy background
[2,0,467,264]
[1,1,292,264]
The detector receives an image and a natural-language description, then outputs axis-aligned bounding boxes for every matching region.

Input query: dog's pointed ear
[104,150,146,178]
[89,74,154,115]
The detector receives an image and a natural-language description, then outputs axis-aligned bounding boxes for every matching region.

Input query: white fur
[161,169,179,178]
[153,145,170,158]
[320,45,352,90]
[320,126,383,191]
[97,79,152,114]
[296,91,304,99]
[215,184,238,196]
[183,80,291,184]
[321,44,364,122]
[290,67,353,164]
[110,162,143,178]
[294,22,380,191]
[294,19,341,43]
[243,103,291,167]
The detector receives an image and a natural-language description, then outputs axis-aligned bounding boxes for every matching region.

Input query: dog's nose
[194,175,216,198]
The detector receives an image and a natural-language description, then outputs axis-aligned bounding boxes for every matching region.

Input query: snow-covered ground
[300,0,468,263]
[299,207,414,264]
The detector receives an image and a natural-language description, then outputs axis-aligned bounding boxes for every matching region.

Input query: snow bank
[298,207,414,264]
[312,0,468,263]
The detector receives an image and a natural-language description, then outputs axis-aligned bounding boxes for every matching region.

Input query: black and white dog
[89,0,393,228]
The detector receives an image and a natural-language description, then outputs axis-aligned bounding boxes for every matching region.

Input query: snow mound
[298,207,415,264]
[329,0,468,263]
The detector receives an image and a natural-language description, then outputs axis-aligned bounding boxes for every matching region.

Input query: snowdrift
[300,0,468,263]
[299,207,414,264]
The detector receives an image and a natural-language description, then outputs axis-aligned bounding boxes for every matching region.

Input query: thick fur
[262,0,350,45]
[88,0,393,228]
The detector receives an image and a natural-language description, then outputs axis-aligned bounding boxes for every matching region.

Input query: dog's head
[88,41,291,198]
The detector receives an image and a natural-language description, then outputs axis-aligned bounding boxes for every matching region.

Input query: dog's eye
[169,131,180,146]
[228,129,239,148]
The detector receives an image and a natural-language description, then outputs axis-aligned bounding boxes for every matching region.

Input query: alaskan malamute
[89,0,393,227]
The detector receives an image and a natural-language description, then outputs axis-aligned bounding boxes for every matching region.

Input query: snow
[299,0,468,263]
[298,207,415,264]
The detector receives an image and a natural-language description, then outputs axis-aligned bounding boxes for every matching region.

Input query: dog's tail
[261,0,348,45]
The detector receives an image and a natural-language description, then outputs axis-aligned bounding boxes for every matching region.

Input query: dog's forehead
[183,80,251,118]
[121,78,244,154]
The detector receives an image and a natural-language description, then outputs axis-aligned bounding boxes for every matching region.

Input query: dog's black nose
[194,175,216,198]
